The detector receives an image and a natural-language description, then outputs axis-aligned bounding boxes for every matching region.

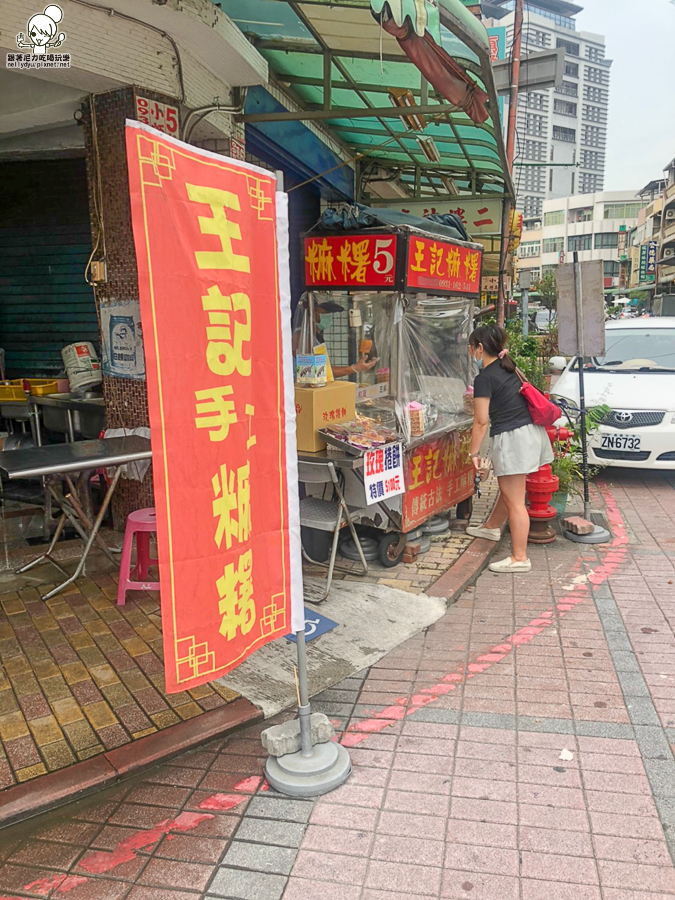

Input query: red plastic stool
[117,508,160,605]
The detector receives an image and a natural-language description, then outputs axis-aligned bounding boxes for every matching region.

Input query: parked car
[550,318,675,470]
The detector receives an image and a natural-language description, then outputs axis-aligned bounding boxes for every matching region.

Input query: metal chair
[298,460,368,601]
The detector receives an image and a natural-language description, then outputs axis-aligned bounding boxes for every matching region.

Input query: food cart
[294,212,482,567]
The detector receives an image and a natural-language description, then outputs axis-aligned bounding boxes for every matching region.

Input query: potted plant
[550,404,610,515]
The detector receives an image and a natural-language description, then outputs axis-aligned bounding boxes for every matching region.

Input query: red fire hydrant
[526,424,573,544]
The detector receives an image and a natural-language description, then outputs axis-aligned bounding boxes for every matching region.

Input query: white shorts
[491,423,554,478]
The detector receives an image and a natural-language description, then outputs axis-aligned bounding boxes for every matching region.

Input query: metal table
[0,436,152,600]
[297,448,364,470]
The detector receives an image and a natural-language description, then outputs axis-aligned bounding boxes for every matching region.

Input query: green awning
[222,0,512,203]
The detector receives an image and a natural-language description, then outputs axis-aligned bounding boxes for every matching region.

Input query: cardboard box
[295,381,356,452]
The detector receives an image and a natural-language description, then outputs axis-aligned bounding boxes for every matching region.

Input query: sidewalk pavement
[1,468,674,899]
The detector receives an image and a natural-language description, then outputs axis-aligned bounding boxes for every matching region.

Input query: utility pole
[497,0,524,328]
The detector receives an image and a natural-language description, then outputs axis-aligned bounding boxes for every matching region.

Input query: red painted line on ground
[234,775,263,792]
[198,793,248,811]
[342,485,628,748]
[21,874,88,896]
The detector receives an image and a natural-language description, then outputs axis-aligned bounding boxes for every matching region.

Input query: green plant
[505,319,547,390]
[552,404,611,495]
[534,271,558,319]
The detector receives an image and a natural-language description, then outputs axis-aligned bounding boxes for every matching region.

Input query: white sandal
[489,556,532,574]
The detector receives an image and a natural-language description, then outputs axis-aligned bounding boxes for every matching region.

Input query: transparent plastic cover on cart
[294,291,474,445]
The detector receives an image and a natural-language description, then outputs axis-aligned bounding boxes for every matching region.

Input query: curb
[427,535,499,602]
[0,698,262,830]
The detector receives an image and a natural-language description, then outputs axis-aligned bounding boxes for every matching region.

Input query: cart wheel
[377,533,405,568]
[456,496,473,522]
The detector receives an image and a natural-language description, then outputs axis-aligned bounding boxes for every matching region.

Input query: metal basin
[40,393,105,440]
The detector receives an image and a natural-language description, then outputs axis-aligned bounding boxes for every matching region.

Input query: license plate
[600,434,641,452]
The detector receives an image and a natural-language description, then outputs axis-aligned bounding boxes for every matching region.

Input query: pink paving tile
[452,758,517,783]
[518,825,594,857]
[302,825,372,857]
[378,811,447,842]
[592,834,672,867]
[517,763,582,788]
[597,860,675,893]
[588,811,667,841]
[291,850,368,886]
[153,834,228,864]
[322,785,385,808]
[454,741,517,764]
[365,859,442,896]
[446,819,517,849]
[282,878,361,900]
[391,752,449,774]
[584,790,658,817]
[520,880,602,900]
[520,850,599,885]
[440,869,519,899]
[136,858,214,891]
[449,797,518,825]
[451,776,517,803]
[444,842,519,877]
[125,889,201,900]
[361,891,441,900]
[383,790,451,818]
[518,804,590,833]
[601,892,675,900]
[581,770,652,794]
[49,877,132,899]
[371,833,444,867]
[310,803,379,832]
[517,783,585,809]
[387,770,452,796]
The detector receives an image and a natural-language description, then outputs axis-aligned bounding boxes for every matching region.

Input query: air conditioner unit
[665,208,675,222]
[663,246,675,259]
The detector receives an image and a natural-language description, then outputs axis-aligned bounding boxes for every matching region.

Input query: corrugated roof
[220,0,512,203]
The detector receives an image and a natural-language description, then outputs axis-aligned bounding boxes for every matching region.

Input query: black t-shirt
[473,361,532,436]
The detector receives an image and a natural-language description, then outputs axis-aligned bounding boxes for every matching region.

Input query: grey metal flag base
[564,524,611,544]
[265,739,352,798]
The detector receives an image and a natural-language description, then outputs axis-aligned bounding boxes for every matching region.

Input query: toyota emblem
[614,411,633,423]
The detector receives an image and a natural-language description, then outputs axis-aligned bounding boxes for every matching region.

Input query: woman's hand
[472,456,489,479]
[352,355,378,373]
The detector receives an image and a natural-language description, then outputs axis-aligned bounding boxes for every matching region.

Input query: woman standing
[466,325,553,574]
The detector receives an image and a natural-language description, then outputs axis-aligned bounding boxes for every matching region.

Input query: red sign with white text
[304,234,398,289]
[126,123,292,693]
[405,235,482,295]
[403,430,474,531]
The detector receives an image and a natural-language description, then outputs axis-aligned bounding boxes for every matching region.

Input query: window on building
[520,166,545,193]
[587,46,605,62]
[555,81,578,97]
[522,140,546,162]
[524,29,549,47]
[542,264,558,275]
[556,38,580,56]
[568,234,592,252]
[594,232,619,249]
[564,61,579,78]
[585,65,608,84]
[579,173,601,194]
[582,125,604,148]
[570,207,593,222]
[580,149,603,170]
[553,125,576,143]
[519,241,541,258]
[543,237,564,254]
[526,93,546,110]
[583,105,604,123]
[523,196,543,217]
[525,114,545,136]
[583,85,606,103]
[544,210,565,226]
[554,99,577,117]
[603,260,620,277]
[603,203,645,220]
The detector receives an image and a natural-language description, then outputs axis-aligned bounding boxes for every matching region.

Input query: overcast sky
[575,0,674,192]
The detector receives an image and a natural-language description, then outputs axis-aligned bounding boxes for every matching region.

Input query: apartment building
[516,191,645,293]
[483,0,610,219]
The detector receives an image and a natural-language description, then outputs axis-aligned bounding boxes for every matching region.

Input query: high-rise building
[484,1,610,219]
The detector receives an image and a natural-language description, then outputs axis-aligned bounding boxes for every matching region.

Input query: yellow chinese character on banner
[430,243,445,277]
[408,453,424,490]
[202,286,251,377]
[337,239,371,283]
[464,251,480,283]
[459,431,472,465]
[186,184,251,272]
[217,550,255,641]
[195,385,237,441]
[424,448,441,483]
[410,240,427,273]
[305,239,335,282]
[446,248,461,278]
[442,436,460,475]
[212,461,251,550]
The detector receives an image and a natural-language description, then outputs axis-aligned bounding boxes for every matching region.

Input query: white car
[550,318,675,470]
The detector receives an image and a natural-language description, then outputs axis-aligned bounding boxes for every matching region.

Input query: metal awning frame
[236,0,514,203]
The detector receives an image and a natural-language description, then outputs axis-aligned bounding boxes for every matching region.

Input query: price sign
[135,96,179,136]
[364,442,405,505]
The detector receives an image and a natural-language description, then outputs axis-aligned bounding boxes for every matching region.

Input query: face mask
[475,358,483,369]
[321,317,333,331]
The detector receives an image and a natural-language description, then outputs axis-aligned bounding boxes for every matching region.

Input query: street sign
[518,269,532,290]
[556,261,606,357]
[286,609,338,643]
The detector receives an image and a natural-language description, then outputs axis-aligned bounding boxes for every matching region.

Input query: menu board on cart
[403,430,474,531]
[405,235,482,296]
[304,233,398,289]
[126,121,302,693]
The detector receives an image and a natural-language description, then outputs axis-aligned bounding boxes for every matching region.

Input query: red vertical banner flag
[126,122,302,693]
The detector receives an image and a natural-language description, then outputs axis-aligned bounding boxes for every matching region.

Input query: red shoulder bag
[516,368,561,427]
